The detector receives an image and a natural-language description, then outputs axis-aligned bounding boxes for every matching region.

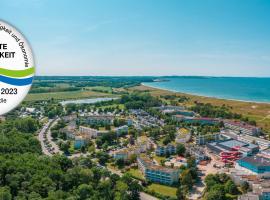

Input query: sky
[1,0,270,77]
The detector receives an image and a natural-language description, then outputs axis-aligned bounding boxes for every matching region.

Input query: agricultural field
[25,89,116,101]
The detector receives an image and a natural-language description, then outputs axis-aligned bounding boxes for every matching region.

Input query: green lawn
[127,168,145,180]
[147,183,177,197]
[25,90,116,101]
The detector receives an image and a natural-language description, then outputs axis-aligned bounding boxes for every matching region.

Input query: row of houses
[229,168,270,200]
[224,120,261,136]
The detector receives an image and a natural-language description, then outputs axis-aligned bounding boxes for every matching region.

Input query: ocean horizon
[142,77,270,103]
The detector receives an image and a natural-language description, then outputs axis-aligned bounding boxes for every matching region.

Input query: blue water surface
[143,77,270,103]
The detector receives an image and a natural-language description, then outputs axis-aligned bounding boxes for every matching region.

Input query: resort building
[155,106,184,114]
[195,133,221,145]
[62,128,76,139]
[155,144,176,156]
[207,139,259,163]
[237,155,270,175]
[230,168,270,200]
[224,120,261,136]
[62,114,77,122]
[136,136,155,153]
[175,128,191,143]
[186,145,209,161]
[173,115,220,125]
[86,115,114,125]
[112,148,136,161]
[237,135,270,149]
[74,136,86,149]
[79,126,98,138]
[115,125,128,136]
[137,156,180,185]
[61,122,77,139]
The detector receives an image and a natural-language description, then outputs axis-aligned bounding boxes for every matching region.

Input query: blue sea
[143,77,270,103]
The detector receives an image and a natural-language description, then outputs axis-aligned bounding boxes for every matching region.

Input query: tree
[59,141,70,154]
[76,184,93,200]
[180,169,193,190]
[224,180,238,195]
[128,180,141,200]
[187,157,196,168]
[176,186,186,200]
[51,130,58,139]
[0,187,11,200]
[115,158,125,169]
[115,181,129,200]
[176,144,186,156]
[241,181,250,193]
[205,184,225,200]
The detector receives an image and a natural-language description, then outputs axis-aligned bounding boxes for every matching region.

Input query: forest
[0,118,141,200]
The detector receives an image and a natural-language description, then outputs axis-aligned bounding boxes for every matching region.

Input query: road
[46,118,61,154]
[37,119,53,156]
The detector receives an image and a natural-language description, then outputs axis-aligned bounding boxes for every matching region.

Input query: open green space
[147,183,177,198]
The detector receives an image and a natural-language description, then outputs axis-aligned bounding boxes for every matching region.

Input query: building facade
[137,156,180,185]
[155,144,176,156]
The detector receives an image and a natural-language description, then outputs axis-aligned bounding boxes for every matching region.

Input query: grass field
[129,85,270,133]
[147,183,177,197]
[127,168,145,180]
[25,89,116,101]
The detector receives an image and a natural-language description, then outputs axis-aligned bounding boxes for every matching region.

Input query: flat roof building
[207,139,259,163]
[137,156,180,185]
[237,155,270,175]
[237,135,270,149]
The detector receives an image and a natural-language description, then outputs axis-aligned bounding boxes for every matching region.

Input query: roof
[239,155,270,167]
[138,156,179,173]
[219,139,247,148]
[240,135,270,145]
[224,120,259,131]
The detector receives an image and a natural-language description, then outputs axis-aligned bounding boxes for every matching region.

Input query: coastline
[141,83,270,105]
[131,84,270,133]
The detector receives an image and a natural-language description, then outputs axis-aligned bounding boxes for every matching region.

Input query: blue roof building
[237,155,270,174]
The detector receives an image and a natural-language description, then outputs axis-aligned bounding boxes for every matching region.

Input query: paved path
[140,192,158,200]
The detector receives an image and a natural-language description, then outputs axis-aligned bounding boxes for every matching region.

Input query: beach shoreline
[141,83,270,105]
[130,84,270,133]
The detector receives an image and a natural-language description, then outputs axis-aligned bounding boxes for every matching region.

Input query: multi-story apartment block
[112,148,137,161]
[86,115,114,125]
[79,126,98,138]
[137,156,180,185]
